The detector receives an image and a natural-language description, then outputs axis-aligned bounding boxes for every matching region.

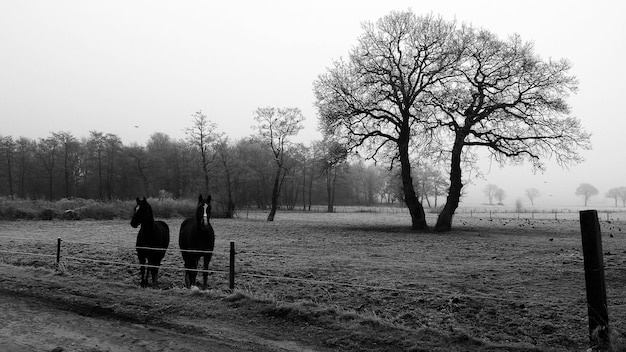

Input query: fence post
[229,241,235,290]
[579,210,610,349]
[56,237,62,269]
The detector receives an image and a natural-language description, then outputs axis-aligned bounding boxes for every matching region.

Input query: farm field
[0,211,625,351]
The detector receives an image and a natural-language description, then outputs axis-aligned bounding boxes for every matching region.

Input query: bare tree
[186,110,219,194]
[0,136,15,198]
[525,188,541,206]
[52,131,78,198]
[494,188,506,205]
[316,138,347,213]
[254,107,304,221]
[215,136,239,218]
[34,136,59,200]
[618,187,626,207]
[575,183,598,206]
[431,26,591,231]
[127,144,150,196]
[483,184,498,205]
[314,11,460,230]
[605,187,624,207]
[87,131,106,200]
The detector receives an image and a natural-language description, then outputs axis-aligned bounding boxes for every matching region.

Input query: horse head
[196,194,212,230]
[131,197,152,228]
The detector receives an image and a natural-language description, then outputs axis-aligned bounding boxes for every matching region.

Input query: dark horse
[179,194,215,289]
[130,197,170,287]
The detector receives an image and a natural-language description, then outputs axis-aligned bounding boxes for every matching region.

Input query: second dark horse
[130,197,170,287]
[179,194,215,289]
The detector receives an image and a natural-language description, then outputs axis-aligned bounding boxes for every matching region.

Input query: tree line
[483,183,626,207]
[0,114,449,216]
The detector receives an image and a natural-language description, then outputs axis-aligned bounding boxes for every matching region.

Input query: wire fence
[0,235,623,308]
[1,227,625,346]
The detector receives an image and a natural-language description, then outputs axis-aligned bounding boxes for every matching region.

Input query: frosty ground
[0,211,624,351]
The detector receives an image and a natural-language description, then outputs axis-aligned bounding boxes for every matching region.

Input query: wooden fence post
[56,238,62,268]
[229,241,235,290]
[579,210,610,349]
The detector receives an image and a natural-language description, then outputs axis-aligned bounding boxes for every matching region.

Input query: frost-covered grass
[0,212,625,351]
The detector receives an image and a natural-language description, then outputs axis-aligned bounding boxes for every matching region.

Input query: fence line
[1,236,623,311]
[0,238,593,307]
[0,249,57,259]
[1,236,590,276]
[62,255,229,275]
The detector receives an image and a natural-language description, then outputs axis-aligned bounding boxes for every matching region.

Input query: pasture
[0,211,625,351]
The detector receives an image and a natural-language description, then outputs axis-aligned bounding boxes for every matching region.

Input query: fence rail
[1,235,621,310]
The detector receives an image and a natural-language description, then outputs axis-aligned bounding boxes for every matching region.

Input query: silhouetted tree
[254,107,304,221]
[431,26,591,231]
[314,11,459,230]
[525,188,541,206]
[605,187,626,207]
[186,110,219,194]
[575,183,598,206]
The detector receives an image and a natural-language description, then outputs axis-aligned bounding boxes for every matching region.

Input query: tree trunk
[225,168,234,218]
[435,134,465,232]
[326,168,334,213]
[302,165,307,211]
[398,134,427,230]
[267,166,282,221]
[5,150,13,198]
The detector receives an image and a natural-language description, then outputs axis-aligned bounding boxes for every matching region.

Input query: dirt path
[0,292,320,352]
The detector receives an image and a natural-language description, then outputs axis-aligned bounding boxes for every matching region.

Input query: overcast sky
[1,0,624,207]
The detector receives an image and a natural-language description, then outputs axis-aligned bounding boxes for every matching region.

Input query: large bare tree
[314,11,461,230]
[430,28,591,231]
[254,107,304,221]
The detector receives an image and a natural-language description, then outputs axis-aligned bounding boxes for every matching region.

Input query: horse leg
[147,258,159,286]
[183,256,198,288]
[202,253,212,290]
[138,255,147,287]
[152,265,159,286]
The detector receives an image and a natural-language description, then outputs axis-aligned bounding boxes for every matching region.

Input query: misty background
[1,0,625,207]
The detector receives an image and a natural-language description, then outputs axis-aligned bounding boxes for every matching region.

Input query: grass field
[0,211,625,351]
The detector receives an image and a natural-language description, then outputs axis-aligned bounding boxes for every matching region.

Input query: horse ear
[207,195,212,202]
[198,194,203,203]
[142,197,147,202]
[136,197,140,204]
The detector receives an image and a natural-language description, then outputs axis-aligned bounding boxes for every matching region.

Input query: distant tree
[87,131,107,200]
[494,188,506,205]
[254,107,304,221]
[315,138,347,212]
[605,187,626,207]
[215,136,239,218]
[575,183,599,206]
[515,198,524,212]
[0,136,16,198]
[414,164,448,208]
[127,144,150,196]
[483,184,499,205]
[525,188,541,206]
[146,132,180,196]
[186,110,220,194]
[618,187,626,207]
[15,137,34,198]
[34,136,59,200]
[103,133,122,200]
[52,131,79,198]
